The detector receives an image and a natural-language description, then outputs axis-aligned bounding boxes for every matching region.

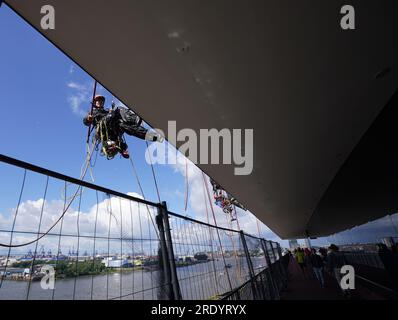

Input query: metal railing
[0,154,288,300]
[221,253,289,300]
[342,251,385,269]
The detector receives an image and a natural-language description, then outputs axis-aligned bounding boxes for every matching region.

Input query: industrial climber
[83,95,163,159]
[210,178,247,214]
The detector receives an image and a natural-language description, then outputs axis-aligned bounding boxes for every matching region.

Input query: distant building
[288,239,299,250]
[194,253,208,261]
[102,257,129,268]
[0,258,17,266]
[176,255,195,263]
[67,255,91,262]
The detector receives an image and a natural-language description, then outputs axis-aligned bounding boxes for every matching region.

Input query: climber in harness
[83,95,163,159]
[214,192,237,221]
[210,178,247,215]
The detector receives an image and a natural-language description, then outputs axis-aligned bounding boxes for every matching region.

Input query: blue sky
[0,5,285,255]
[0,4,185,211]
[1,5,397,254]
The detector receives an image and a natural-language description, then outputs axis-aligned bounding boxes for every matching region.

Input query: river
[0,257,267,300]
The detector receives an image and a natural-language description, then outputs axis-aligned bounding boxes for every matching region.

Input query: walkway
[281,256,394,300]
[281,256,346,300]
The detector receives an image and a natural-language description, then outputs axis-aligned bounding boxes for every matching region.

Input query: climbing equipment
[210,179,246,221]
[86,80,98,144]
[96,117,122,160]
[202,172,234,292]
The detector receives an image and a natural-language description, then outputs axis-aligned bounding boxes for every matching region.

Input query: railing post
[254,237,268,300]
[270,241,284,288]
[276,243,288,283]
[270,241,278,262]
[268,241,281,298]
[240,231,257,299]
[156,207,174,300]
[261,239,280,300]
[161,201,182,300]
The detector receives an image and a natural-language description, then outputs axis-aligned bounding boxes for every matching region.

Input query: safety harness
[96,116,124,160]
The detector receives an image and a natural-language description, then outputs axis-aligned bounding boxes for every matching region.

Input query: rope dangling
[86,80,98,144]
[145,140,161,203]
[97,119,121,160]
[184,157,189,212]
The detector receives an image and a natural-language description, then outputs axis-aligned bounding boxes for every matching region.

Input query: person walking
[295,248,307,278]
[309,248,325,288]
[326,244,350,297]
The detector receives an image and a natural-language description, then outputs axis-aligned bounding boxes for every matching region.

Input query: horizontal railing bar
[220,268,270,299]
[0,154,272,245]
[0,153,286,301]
[243,232,265,241]
[168,210,246,235]
[0,154,160,208]
[355,274,398,295]
[108,283,170,300]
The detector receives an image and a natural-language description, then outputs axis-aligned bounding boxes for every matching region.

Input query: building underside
[5,0,398,239]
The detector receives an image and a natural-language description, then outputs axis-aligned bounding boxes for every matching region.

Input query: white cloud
[67,82,86,91]
[0,192,158,255]
[0,144,286,255]
[174,190,184,198]
[169,149,281,243]
[65,79,126,117]
[66,81,91,117]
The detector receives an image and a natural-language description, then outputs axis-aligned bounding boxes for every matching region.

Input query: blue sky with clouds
[0,4,185,210]
[1,5,397,254]
[0,5,287,255]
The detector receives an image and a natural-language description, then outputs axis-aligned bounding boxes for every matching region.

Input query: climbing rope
[97,118,121,160]
[234,206,242,232]
[145,140,161,203]
[184,157,189,212]
[0,139,98,248]
[86,80,98,144]
[202,172,233,292]
[203,175,245,284]
[1,79,161,247]
[60,136,98,203]
[201,175,219,290]
[233,206,244,280]
[256,218,262,238]
[61,81,101,202]
[224,212,242,280]
[128,154,160,241]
